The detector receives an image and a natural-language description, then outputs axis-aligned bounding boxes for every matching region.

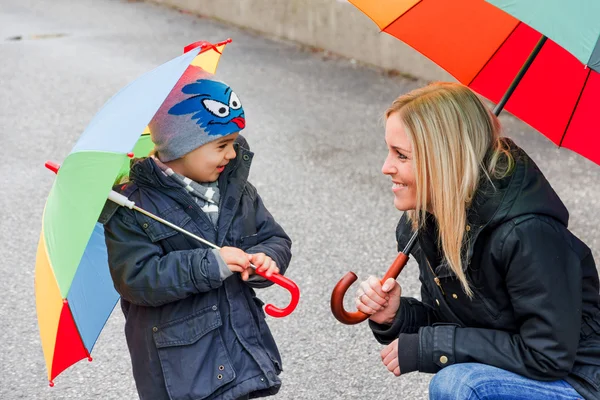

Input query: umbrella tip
[49,381,54,387]
[184,38,232,54]
[183,41,210,53]
[45,161,60,174]
[127,152,134,159]
[88,356,93,362]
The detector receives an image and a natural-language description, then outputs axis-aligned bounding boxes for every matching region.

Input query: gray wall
[152,0,453,82]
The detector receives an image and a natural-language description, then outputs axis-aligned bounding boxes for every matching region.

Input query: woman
[356,82,600,399]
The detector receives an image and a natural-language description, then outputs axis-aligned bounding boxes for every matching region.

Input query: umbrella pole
[107,190,301,318]
[132,204,261,267]
[492,35,547,116]
[106,191,259,267]
[134,203,220,250]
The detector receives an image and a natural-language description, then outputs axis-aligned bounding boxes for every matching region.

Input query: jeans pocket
[153,306,236,400]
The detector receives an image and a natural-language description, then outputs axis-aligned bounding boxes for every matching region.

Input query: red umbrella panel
[350,0,600,165]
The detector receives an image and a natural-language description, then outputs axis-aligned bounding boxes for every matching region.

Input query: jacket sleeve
[243,184,293,289]
[104,207,224,307]
[369,295,439,344]
[417,218,582,380]
[369,213,440,343]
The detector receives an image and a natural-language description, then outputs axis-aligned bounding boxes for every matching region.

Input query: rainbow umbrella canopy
[35,39,231,386]
[349,0,600,165]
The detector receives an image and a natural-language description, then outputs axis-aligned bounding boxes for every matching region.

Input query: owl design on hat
[149,66,247,162]
[168,79,246,136]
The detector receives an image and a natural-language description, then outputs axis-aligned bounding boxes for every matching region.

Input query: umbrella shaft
[133,205,218,249]
[131,204,257,270]
[493,35,547,116]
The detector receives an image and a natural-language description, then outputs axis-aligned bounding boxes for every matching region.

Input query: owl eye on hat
[149,65,246,162]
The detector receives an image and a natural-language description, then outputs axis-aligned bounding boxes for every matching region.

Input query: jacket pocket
[472,289,500,321]
[240,233,258,248]
[141,206,192,243]
[153,306,235,400]
[251,297,283,374]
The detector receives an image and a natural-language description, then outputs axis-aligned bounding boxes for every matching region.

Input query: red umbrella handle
[253,269,300,318]
[330,252,409,324]
[330,231,418,325]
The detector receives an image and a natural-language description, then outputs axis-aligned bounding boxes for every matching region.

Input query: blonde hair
[386,82,512,297]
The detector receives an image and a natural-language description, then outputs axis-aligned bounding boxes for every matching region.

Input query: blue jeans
[429,363,582,400]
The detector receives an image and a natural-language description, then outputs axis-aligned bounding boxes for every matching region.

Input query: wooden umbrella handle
[330,252,410,325]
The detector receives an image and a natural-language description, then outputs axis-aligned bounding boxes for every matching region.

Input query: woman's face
[382,112,418,211]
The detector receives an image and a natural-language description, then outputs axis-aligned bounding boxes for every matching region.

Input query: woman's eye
[396,151,408,160]
[229,92,242,110]
[202,99,230,117]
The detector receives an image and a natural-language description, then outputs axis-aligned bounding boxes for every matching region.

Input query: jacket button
[435,299,440,306]
[243,154,250,161]
[260,377,265,382]
[440,355,448,364]
[142,223,149,229]
[212,305,218,311]
[152,327,158,333]
[218,365,225,371]
[452,293,458,299]
[217,374,223,380]
[465,225,471,232]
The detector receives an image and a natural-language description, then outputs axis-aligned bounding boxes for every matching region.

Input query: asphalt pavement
[1,0,598,399]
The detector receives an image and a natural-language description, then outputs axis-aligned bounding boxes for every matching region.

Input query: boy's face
[172,132,239,183]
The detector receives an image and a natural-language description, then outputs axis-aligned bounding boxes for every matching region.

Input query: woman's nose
[382,157,396,175]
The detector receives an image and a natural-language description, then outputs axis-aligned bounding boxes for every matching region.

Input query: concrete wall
[151,0,453,82]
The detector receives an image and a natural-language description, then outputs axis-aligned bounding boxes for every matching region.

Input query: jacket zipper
[426,259,446,296]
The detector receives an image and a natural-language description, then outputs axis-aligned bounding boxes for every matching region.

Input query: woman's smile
[392,182,408,193]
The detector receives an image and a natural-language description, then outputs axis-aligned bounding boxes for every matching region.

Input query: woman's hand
[356,276,402,325]
[381,339,401,376]
[248,253,279,280]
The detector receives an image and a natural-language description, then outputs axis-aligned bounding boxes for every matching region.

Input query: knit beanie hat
[149,65,246,162]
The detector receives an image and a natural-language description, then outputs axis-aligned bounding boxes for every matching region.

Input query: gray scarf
[151,156,220,226]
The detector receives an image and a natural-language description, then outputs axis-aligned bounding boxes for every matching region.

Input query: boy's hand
[248,253,279,278]
[219,247,251,279]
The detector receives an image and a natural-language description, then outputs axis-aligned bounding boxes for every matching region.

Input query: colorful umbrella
[331,0,600,324]
[35,39,232,386]
[348,0,600,165]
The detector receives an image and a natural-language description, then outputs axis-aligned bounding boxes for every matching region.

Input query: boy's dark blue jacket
[101,137,292,400]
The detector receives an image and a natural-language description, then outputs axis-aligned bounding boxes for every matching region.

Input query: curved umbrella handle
[330,252,410,325]
[253,269,300,318]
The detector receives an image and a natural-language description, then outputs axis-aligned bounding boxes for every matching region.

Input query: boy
[102,65,292,400]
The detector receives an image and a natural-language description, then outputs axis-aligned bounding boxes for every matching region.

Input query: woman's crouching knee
[428,363,483,400]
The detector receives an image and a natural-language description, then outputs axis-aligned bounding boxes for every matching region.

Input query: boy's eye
[202,99,230,117]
